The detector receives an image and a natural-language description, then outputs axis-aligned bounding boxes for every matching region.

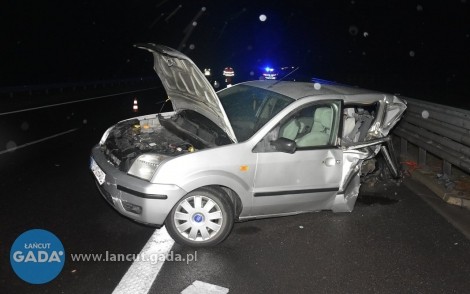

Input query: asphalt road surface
[1,86,470,294]
[150,179,470,293]
[0,87,163,293]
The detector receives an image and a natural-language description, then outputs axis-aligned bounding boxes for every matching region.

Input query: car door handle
[323,157,337,167]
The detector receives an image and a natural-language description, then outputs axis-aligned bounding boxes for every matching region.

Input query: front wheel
[165,188,234,247]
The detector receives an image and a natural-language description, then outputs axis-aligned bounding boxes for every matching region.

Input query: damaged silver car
[90,44,406,247]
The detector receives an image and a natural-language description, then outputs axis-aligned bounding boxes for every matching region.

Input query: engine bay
[101,110,231,172]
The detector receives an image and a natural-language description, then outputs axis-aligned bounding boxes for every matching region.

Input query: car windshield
[218,84,294,142]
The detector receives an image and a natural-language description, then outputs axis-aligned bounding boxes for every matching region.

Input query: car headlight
[127,154,168,181]
[99,126,114,146]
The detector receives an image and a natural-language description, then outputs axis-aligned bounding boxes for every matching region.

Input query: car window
[253,100,341,152]
[218,85,293,141]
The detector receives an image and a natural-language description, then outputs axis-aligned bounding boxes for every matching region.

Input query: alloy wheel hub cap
[193,213,204,223]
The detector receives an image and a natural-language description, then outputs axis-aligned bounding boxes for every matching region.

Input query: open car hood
[136,43,237,143]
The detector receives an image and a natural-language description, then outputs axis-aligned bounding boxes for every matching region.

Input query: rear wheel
[165,188,234,247]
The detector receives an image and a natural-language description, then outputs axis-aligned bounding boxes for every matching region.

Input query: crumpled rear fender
[333,135,400,212]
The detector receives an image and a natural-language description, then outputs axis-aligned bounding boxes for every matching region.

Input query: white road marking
[0,87,159,116]
[0,128,79,156]
[181,280,229,294]
[112,227,175,294]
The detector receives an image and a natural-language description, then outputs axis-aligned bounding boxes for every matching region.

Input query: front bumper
[91,145,187,225]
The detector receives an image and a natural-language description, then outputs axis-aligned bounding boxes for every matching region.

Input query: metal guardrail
[0,77,158,98]
[394,97,470,176]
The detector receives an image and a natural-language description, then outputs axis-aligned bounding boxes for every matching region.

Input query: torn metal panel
[340,149,373,192]
[369,95,407,138]
[332,173,360,212]
[380,140,401,178]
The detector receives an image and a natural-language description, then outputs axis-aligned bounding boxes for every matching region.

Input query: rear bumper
[91,145,187,225]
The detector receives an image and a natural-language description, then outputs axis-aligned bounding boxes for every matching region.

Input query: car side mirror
[270,137,296,154]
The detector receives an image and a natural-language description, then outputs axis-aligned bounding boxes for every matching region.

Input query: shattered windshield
[218,85,294,142]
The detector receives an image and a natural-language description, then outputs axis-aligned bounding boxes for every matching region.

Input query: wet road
[1,86,470,293]
[0,86,165,293]
[150,179,470,293]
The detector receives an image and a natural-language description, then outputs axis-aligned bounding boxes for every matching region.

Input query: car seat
[295,107,332,147]
[280,117,305,141]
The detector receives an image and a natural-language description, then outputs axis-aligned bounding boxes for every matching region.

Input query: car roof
[238,80,388,103]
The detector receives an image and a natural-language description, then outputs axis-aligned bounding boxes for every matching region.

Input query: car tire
[165,187,234,247]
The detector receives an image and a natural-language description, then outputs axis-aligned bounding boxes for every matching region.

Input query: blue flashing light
[265,67,276,73]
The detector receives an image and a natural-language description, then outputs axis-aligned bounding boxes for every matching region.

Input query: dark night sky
[2,0,469,103]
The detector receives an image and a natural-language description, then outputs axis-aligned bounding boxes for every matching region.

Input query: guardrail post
[443,160,452,176]
[401,137,408,155]
[419,147,427,166]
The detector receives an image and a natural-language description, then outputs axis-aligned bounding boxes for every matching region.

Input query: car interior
[279,105,335,147]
